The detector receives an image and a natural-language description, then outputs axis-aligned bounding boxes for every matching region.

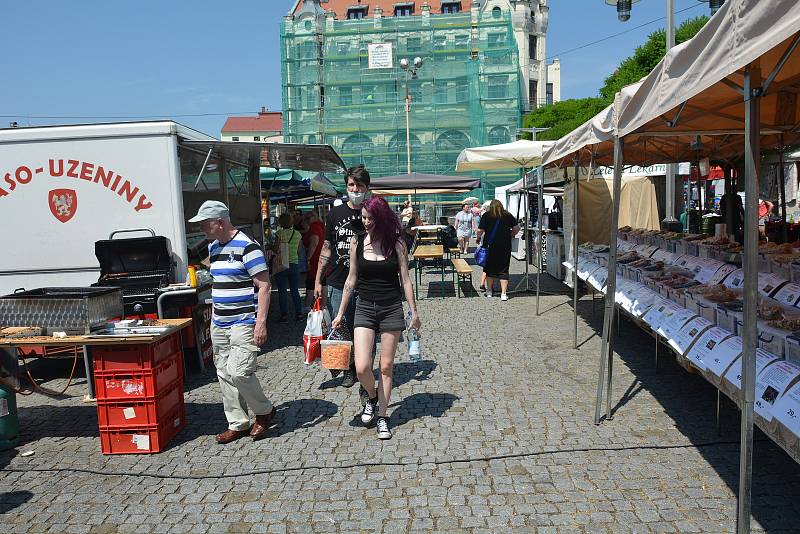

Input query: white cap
[188,200,229,222]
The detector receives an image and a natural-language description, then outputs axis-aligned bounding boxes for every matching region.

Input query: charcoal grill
[94,228,175,316]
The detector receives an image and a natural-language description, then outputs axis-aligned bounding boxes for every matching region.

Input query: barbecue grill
[94,229,175,316]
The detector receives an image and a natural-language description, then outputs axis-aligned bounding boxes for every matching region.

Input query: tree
[522,16,709,141]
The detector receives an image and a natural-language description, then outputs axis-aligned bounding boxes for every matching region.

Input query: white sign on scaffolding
[367,43,393,69]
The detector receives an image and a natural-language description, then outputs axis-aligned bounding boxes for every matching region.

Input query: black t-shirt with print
[324,202,364,289]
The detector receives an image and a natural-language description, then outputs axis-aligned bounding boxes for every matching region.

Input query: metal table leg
[82,345,95,401]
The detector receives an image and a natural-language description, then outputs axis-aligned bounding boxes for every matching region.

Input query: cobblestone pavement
[3,256,800,533]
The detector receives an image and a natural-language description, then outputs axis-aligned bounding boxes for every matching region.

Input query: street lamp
[400,56,423,175]
[604,0,640,22]
[698,0,725,15]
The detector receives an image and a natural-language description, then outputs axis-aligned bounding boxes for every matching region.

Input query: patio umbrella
[462,196,479,204]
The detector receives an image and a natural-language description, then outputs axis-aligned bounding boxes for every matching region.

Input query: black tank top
[357,234,401,304]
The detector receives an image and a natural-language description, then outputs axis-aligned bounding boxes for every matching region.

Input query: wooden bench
[448,247,461,259]
[451,258,473,298]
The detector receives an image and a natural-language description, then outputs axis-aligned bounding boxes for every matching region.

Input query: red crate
[94,352,182,400]
[92,332,182,371]
[99,403,186,455]
[96,378,184,427]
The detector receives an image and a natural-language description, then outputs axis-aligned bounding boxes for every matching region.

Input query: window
[546,83,554,106]
[455,80,469,102]
[529,80,538,109]
[487,75,508,99]
[454,34,470,48]
[227,164,252,197]
[180,148,220,192]
[306,87,318,110]
[395,5,414,17]
[299,41,317,59]
[491,6,502,18]
[488,126,511,145]
[487,32,505,49]
[406,37,421,52]
[339,86,352,106]
[342,134,373,155]
[433,35,447,50]
[253,136,260,142]
[347,7,367,19]
[441,1,461,14]
[529,35,537,60]
[231,136,239,142]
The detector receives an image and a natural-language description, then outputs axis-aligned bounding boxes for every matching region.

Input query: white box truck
[0,121,268,295]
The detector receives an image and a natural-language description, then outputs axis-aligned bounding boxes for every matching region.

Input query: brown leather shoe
[215,428,250,444]
[250,406,277,440]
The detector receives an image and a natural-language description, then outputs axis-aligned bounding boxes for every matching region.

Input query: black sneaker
[376,416,392,440]
[361,397,378,425]
[359,384,370,406]
[341,369,356,388]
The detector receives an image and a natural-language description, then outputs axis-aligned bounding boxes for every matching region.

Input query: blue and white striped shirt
[209,231,268,328]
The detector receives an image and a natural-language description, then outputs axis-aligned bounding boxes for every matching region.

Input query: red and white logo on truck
[48,188,78,223]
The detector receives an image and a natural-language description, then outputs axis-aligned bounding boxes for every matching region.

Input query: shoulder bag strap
[485,219,501,247]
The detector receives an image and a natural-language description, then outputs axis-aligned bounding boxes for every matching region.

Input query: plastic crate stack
[93,333,186,454]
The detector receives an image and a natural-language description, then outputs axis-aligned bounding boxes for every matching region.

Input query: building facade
[281,0,555,197]
[221,107,283,142]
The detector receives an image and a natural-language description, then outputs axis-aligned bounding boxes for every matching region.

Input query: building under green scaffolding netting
[280,8,523,209]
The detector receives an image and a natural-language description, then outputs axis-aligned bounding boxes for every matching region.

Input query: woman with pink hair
[332,196,421,440]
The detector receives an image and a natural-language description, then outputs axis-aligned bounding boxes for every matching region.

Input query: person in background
[332,196,421,440]
[188,200,275,444]
[313,165,371,388]
[439,216,458,250]
[302,210,325,312]
[476,199,520,301]
[401,200,414,226]
[471,201,482,236]
[455,204,473,254]
[274,212,303,323]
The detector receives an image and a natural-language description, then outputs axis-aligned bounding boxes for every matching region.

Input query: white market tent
[544,1,800,531]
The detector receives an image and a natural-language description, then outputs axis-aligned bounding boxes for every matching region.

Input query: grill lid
[94,236,174,276]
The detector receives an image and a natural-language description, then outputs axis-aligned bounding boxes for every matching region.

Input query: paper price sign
[631,290,659,317]
[758,272,788,297]
[642,245,659,258]
[618,240,634,251]
[753,361,800,422]
[773,383,800,437]
[657,308,696,339]
[705,335,742,377]
[708,263,737,285]
[669,316,714,356]
[773,282,800,307]
[685,326,734,371]
[724,348,780,390]
[693,260,724,284]
[651,249,670,262]
[642,300,672,328]
[724,269,744,289]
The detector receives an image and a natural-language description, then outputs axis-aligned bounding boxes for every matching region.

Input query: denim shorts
[353,297,406,333]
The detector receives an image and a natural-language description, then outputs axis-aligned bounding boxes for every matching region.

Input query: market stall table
[0,318,193,400]
[412,245,445,300]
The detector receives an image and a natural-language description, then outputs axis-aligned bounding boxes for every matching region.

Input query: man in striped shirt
[189,200,275,443]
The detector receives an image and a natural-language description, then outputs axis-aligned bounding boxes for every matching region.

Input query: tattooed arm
[313,239,333,300]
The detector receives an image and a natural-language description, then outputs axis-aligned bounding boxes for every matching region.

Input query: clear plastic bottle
[406,310,421,362]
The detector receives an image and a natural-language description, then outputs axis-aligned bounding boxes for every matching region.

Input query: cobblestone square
[2,261,800,533]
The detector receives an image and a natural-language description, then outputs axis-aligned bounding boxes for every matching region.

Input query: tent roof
[616,0,800,165]
[369,172,480,196]
[260,168,340,197]
[456,140,555,171]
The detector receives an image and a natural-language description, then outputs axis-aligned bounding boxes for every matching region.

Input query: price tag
[693,259,725,284]
[724,268,745,289]
[618,240,634,252]
[753,361,800,422]
[685,326,734,371]
[642,299,673,328]
[772,382,800,437]
[651,249,670,262]
[723,348,780,390]
[642,245,659,258]
[669,316,714,356]
[657,308,696,339]
[708,263,737,285]
[705,335,741,377]
[631,288,660,317]
[773,282,800,307]
[758,272,788,298]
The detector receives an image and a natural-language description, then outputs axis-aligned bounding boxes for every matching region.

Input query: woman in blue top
[332,196,421,440]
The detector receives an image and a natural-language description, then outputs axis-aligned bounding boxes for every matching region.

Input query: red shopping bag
[302,297,330,365]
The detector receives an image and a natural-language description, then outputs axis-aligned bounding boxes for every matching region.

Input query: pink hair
[362,196,402,258]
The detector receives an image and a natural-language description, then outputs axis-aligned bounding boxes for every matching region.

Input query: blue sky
[1,0,712,137]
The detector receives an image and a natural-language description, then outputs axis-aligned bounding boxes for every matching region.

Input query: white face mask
[348,190,371,207]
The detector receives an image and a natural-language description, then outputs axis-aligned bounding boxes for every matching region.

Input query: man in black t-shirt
[314,165,370,387]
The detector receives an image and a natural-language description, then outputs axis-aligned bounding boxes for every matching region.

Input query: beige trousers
[211,323,272,431]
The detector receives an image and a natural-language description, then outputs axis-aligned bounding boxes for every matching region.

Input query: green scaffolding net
[281,10,523,206]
